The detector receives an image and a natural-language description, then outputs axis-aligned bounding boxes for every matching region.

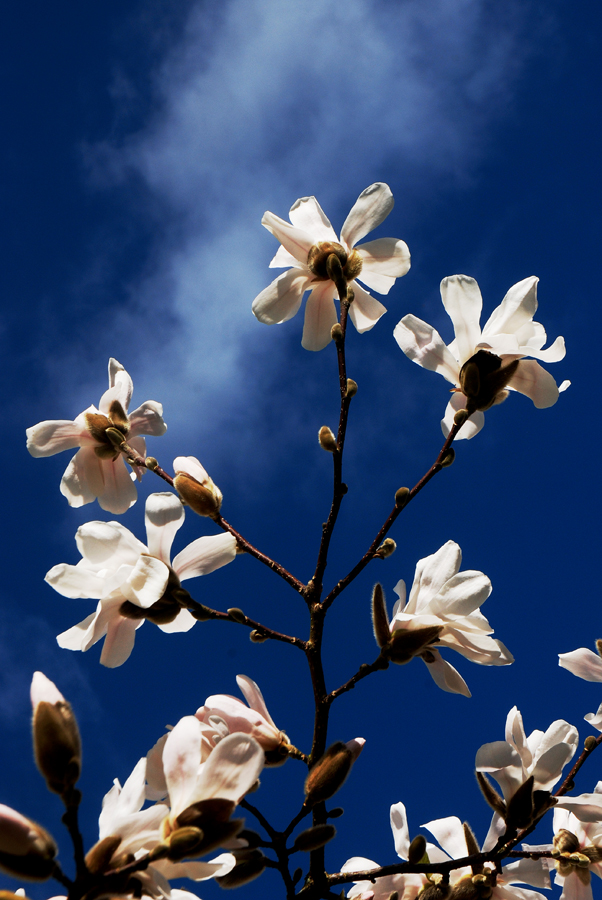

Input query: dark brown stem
[322,421,461,610]
[241,800,297,899]
[61,793,86,881]
[555,733,602,796]
[186,597,306,650]
[216,514,306,594]
[327,651,389,703]
[121,446,175,487]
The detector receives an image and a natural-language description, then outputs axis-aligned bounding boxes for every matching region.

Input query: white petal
[173,533,237,580]
[57,612,97,651]
[356,238,411,294]
[262,211,314,262]
[507,360,560,408]
[121,555,170,609]
[193,732,264,804]
[421,816,467,861]
[288,196,337,242]
[31,672,65,707]
[163,716,203,819]
[173,456,209,481]
[158,854,236,881]
[128,401,167,437]
[75,520,147,567]
[430,571,492,616]
[559,649,602,682]
[440,275,483,366]
[347,282,387,333]
[340,183,394,248]
[394,315,459,384]
[441,393,485,440]
[158,609,197,633]
[422,650,471,697]
[99,359,134,414]
[97,458,139,514]
[99,616,139,667]
[585,704,602,731]
[236,675,277,727]
[390,802,411,860]
[481,277,538,338]
[269,244,301,268]
[555,793,602,823]
[252,269,311,325]
[407,541,462,612]
[145,492,185,564]
[45,562,104,599]
[301,282,338,351]
[26,420,86,457]
[60,446,103,508]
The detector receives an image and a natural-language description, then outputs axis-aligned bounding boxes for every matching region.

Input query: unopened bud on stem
[30,673,81,796]
[453,408,469,427]
[376,538,396,558]
[346,378,358,398]
[439,448,455,468]
[0,805,57,881]
[318,426,337,452]
[305,739,364,806]
[173,456,222,518]
[395,487,410,508]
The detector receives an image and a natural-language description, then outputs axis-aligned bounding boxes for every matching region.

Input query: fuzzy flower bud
[173,456,222,518]
[318,426,337,452]
[305,738,364,806]
[0,805,57,881]
[30,673,81,796]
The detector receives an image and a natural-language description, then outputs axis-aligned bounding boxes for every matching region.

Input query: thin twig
[327,651,389,703]
[186,597,307,650]
[216,514,306,594]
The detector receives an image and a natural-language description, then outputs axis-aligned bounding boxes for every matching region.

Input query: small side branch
[186,597,307,650]
[327,651,389,703]
[216,514,306,595]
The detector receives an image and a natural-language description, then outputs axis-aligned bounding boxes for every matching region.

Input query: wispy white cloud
[84,0,551,451]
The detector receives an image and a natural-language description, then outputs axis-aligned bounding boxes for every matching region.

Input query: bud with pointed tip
[293,824,336,852]
[395,487,410,508]
[476,772,507,818]
[305,739,364,806]
[386,625,443,665]
[84,835,122,874]
[318,426,337,452]
[30,673,81,796]
[167,827,205,860]
[0,805,57,881]
[173,456,223,518]
[371,584,390,649]
[216,849,266,888]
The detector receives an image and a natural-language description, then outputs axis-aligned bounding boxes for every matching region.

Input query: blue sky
[2,1,602,897]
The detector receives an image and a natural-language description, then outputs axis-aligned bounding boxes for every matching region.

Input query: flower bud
[305,740,363,806]
[585,735,598,751]
[346,378,358,398]
[439,448,455,468]
[84,835,122,874]
[331,324,343,341]
[386,625,443,665]
[453,408,469,427]
[318,426,337,452]
[407,834,427,864]
[250,629,268,643]
[371,584,391,649]
[554,829,580,855]
[596,639,602,658]
[395,487,410,508]
[167,827,205,860]
[0,805,57,881]
[376,538,396,558]
[216,849,266,888]
[227,607,246,623]
[293,824,336,852]
[31,673,81,796]
[173,456,222,518]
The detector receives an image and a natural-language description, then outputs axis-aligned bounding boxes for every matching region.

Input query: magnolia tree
[3,183,601,900]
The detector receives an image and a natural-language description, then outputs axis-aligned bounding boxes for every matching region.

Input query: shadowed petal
[559,648,602,682]
[302,282,338,351]
[440,275,483,366]
[262,211,314,262]
[507,360,560,408]
[422,650,471,697]
[341,183,394,248]
[288,195,337,241]
[26,420,86,457]
[193,732,264,803]
[481,277,538,337]
[356,238,411,294]
[173,533,237,580]
[252,269,311,325]
[99,359,134,414]
[348,282,387,333]
[158,609,197,633]
[394,315,459,384]
[128,401,167,437]
[441,394,484,440]
[145,492,185,564]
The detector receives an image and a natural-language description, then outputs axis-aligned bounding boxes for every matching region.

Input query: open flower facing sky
[475,706,579,804]
[26,358,167,514]
[386,540,512,697]
[551,806,602,900]
[394,275,567,438]
[252,183,410,351]
[45,492,237,667]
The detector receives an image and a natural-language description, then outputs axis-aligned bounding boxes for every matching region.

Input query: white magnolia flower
[552,806,602,900]
[342,802,428,900]
[394,275,567,439]
[422,815,551,900]
[196,675,286,755]
[476,706,579,803]
[253,183,410,351]
[26,358,167,514]
[559,649,602,731]
[46,492,237,667]
[387,540,513,697]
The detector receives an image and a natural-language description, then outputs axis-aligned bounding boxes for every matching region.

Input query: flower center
[307,242,362,282]
[85,400,131,461]
[458,350,519,414]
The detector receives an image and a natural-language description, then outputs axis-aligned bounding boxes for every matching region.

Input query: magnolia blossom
[46,492,237,667]
[252,183,410,351]
[394,275,567,439]
[421,815,551,900]
[26,358,167,514]
[552,806,602,900]
[559,648,602,731]
[475,706,579,803]
[196,675,286,756]
[387,540,512,697]
[342,802,428,900]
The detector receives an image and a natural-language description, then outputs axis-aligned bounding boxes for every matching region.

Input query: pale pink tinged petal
[494,887,548,900]
[97,457,138,514]
[481,277,538,338]
[557,872,594,900]
[585,704,602,732]
[430,571,492,616]
[269,244,301,268]
[522,334,566,363]
[202,695,267,739]
[99,616,139,667]
[341,858,380,874]
[505,706,528,757]
[441,394,484,440]
[531,745,576,791]
[99,359,134,414]
[422,650,471,697]
[340,183,394,248]
[410,541,462,611]
[173,456,209,481]
[193,733,264,803]
[173,532,237,580]
[26,420,86,457]
[159,854,236,881]
[356,238,411,294]
[440,275,483,365]
[345,737,365,761]
[391,580,407,619]
[45,563,104,599]
[482,812,505,852]
[394,315,460,384]
[127,400,167,437]
[507,359,560,408]
[390,802,411,859]
[57,612,97,651]
[122,555,170,609]
[252,269,311,325]
[347,282,387,333]
[301,282,338,351]
[262,211,314,262]
[536,719,579,760]
[75,520,147,566]
[476,740,523,772]
[31,672,65,707]
[236,675,277,726]
[163,716,203,819]
[145,492,185,563]
[60,446,103,507]
[288,195,337,242]
[555,794,602,823]
[157,609,197,633]
[422,816,466,862]
[559,649,602,682]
